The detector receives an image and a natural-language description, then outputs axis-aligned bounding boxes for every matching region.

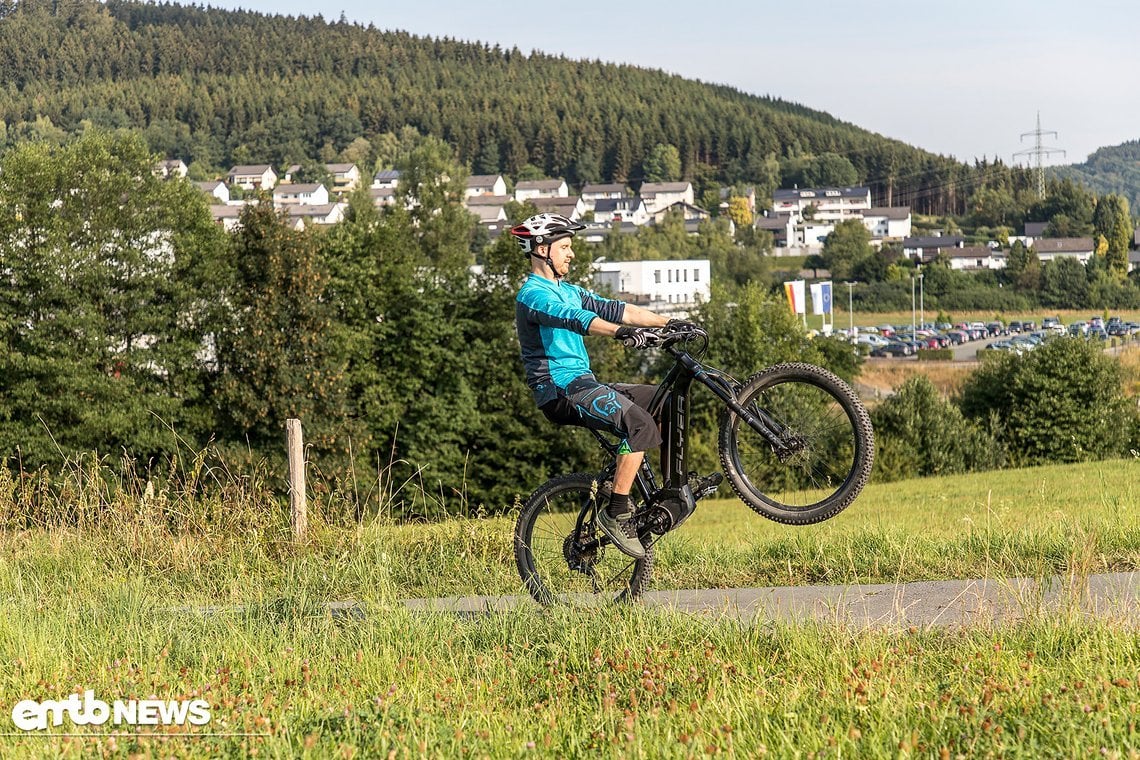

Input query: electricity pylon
[1014,111,1065,198]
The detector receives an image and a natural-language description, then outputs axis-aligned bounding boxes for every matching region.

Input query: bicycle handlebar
[621,325,709,353]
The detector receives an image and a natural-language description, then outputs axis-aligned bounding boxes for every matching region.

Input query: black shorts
[539,375,662,454]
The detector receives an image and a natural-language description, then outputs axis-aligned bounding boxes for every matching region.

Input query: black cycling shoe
[689,471,723,500]
[597,508,645,559]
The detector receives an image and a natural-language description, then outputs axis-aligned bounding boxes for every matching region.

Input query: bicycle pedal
[690,472,723,500]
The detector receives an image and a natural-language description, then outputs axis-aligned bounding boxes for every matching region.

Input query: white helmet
[509,213,585,254]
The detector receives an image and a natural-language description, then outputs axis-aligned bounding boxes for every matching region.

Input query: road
[403,572,1140,628]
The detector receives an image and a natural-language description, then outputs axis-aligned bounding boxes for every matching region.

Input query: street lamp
[845,281,855,338]
[911,275,916,335]
[918,272,925,330]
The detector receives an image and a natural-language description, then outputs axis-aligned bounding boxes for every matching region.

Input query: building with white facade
[466,174,507,197]
[945,247,1006,271]
[373,169,401,189]
[593,197,650,226]
[771,186,872,222]
[227,164,277,190]
[861,206,912,239]
[580,183,628,203]
[195,180,230,204]
[638,182,694,214]
[515,179,569,201]
[273,183,330,206]
[1032,237,1096,265]
[325,163,361,193]
[591,259,711,311]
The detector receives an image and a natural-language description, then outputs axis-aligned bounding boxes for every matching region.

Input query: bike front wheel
[719,362,874,524]
[514,473,654,606]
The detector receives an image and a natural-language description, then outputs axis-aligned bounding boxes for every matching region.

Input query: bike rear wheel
[719,362,874,524]
[514,473,654,606]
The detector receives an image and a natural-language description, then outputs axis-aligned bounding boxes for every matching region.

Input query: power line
[1013,111,1065,198]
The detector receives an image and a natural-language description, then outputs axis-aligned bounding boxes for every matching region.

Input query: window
[654,270,661,284]
[667,270,672,283]
[693,269,700,282]
[683,269,688,282]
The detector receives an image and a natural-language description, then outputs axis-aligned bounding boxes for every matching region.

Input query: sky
[201,0,1140,166]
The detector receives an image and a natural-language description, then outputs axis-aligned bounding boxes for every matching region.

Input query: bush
[916,348,953,361]
[957,338,1137,465]
[871,376,1004,481]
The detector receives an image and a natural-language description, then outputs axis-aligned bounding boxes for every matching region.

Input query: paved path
[403,572,1140,628]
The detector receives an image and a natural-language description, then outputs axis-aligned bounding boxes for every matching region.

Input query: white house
[210,204,246,232]
[903,235,966,260]
[1032,237,1096,265]
[466,174,508,198]
[515,178,569,201]
[794,221,836,250]
[639,182,694,214]
[593,197,650,226]
[580,183,628,203]
[861,207,912,239]
[945,246,1006,271]
[273,183,330,206]
[771,187,872,223]
[650,201,710,225]
[372,169,401,190]
[370,186,398,208]
[325,163,361,193]
[227,164,278,190]
[530,196,586,221]
[592,259,711,311]
[195,180,230,204]
[755,213,794,247]
[283,203,347,228]
[153,159,188,179]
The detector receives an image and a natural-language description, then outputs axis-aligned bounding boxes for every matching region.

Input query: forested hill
[1,0,992,214]
[1053,141,1140,215]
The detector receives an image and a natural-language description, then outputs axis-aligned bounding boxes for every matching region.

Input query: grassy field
[2,460,1140,756]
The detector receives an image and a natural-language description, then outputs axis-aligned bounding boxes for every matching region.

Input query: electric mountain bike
[513,325,875,606]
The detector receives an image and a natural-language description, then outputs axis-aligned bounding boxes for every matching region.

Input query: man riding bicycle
[510,213,707,559]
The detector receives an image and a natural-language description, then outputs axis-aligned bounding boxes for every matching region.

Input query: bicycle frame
[588,335,801,514]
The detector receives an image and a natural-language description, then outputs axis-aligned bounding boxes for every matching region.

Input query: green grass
[2,460,1140,757]
[1,598,1139,757]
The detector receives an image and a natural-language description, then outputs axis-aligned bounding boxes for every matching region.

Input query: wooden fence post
[286,418,307,540]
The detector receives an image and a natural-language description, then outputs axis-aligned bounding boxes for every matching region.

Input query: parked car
[870,341,913,357]
[1068,321,1089,337]
[946,329,970,345]
[1008,320,1023,333]
[856,334,891,348]
[985,321,1005,337]
[984,340,1016,352]
[1087,327,1109,341]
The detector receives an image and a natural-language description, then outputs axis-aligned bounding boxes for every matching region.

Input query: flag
[783,280,805,315]
[811,281,833,315]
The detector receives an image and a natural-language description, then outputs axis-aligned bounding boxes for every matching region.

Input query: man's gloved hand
[615,326,662,349]
[666,318,700,332]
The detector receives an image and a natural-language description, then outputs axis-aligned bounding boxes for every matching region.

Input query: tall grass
[3,453,1140,756]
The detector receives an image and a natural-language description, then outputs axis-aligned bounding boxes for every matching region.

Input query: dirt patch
[859,359,977,400]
